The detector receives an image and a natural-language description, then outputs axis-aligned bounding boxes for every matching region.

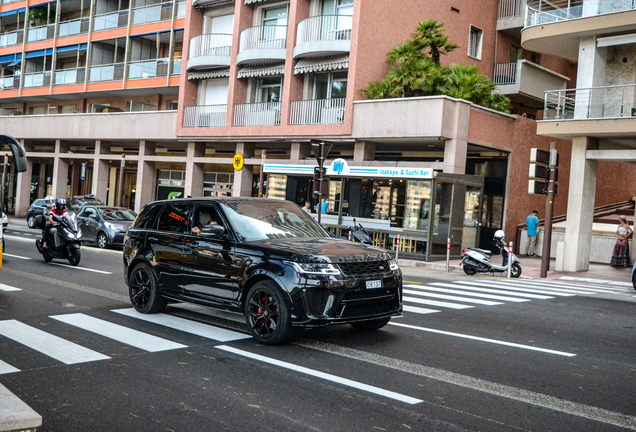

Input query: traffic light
[529,147,559,196]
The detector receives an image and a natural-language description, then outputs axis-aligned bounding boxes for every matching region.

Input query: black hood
[244,237,392,263]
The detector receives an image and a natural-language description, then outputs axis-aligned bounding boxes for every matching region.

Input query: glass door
[430,180,467,258]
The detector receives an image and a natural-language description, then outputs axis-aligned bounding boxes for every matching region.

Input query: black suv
[123,198,402,344]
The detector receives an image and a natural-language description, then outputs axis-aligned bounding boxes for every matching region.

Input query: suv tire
[129,263,167,314]
[245,280,294,345]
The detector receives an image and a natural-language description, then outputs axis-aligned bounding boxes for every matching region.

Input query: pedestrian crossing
[402,279,627,316]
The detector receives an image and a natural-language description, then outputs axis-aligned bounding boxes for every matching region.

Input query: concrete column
[562,136,598,271]
[14,154,32,218]
[71,162,81,196]
[443,101,470,174]
[233,143,255,197]
[108,168,118,206]
[290,142,311,163]
[575,36,607,119]
[52,162,70,199]
[184,142,205,198]
[353,141,375,164]
[135,160,155,213]
[92,159,109,204]
[36,162,46,198]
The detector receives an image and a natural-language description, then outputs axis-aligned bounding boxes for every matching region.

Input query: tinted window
[79,207,96,217]
[133,204,163,229]
[157,204,191,233]
[98,207,137,221]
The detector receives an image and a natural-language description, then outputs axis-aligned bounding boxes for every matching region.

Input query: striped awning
[188,69,230,80]
[237,62,285,78]
[294,54,349,75]
[244,0,265,4]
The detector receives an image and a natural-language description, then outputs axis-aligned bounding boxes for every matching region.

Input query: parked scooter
[35,212,82,266]
[348,218,372,244]
[461,230,521,277]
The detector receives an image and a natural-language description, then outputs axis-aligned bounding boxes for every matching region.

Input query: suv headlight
[287,261,341,275]
[389,259,399,271]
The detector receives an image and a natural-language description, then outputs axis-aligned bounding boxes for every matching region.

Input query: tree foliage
[362,20,511,113]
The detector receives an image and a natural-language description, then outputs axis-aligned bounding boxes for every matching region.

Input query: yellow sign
[233,153,244,171]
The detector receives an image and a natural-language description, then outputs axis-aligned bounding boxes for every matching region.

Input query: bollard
[507,241,513,279]
[446,237,450,272]
[395,235,400,260]
[348,231,352,241]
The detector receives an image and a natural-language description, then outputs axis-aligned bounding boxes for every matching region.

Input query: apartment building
[0,0,634,261]
[521,0,636,270]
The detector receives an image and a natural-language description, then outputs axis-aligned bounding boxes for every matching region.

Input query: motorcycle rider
[41,195,55,248]
[47,198,68,249]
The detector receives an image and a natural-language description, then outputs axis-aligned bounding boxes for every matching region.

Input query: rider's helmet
[493,230,505,241]
[44,195,55,208]
[55,198,67,212]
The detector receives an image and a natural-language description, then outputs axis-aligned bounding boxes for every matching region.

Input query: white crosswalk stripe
[402,305,440,315]
[457,280,577,296]
[0,359,20,375]
[403,295,473,309]
[0,283,21,292]
[403,289,503,306]
[409,283,532,302]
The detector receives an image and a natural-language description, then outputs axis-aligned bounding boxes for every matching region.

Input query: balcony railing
[54,67,85,85]
[93,10,129,31]
[0,76,15,90]
[544,84,636,120]
[88,62,125,82]
[0,30,22,48]
[239,25,287,52]
[499,0,524,18]
[26,24,55,42]
[176,0,186,17]
[289,98,346,125]
[526,0,636,27]
[493,62,517,84]
[296,15,352,45]
[171,56,182,75]
[58,17,90,37]
[132,2,173,25]
[23,71,51,88]
[189,33,232,59]
[183,105,227,127]
[127,58,169,79]
[234,101,282,126]
[1,0,22,5]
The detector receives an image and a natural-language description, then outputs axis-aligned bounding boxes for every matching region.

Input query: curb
[398,259,463,274]
[0,384,42,432]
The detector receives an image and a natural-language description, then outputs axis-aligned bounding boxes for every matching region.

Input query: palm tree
[411,20,459,65]
[438,64,511,113]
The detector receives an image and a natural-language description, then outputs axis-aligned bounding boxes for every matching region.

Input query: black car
[123,198,402,345]
[78,206,137,248]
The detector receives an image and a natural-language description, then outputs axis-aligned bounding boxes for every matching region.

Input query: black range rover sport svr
[123,198,402,344]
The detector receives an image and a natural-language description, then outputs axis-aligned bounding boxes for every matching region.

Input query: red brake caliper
[258,296,264,323]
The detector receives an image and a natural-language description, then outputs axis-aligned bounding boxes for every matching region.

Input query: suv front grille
[337,260,392,278]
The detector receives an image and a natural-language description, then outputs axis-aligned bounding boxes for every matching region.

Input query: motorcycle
[460,230,521,278]
[348,218,372,244]
[35,213,82,266]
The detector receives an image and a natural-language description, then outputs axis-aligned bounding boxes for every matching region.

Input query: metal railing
[499,0,525,18]
[296,15,353,45]
[234,101,282,126]
[176,0,186,18]
[239,25,287,52]
[26,24,55,42]
[54,67,85,85]
[58,17,90,37]
[493,62,518,84]
[183,105,227,127]
[189,33,233,59]
[132,2,173,25]
[127,58,169,79]
[289,98,346,125]
[0,76,15,90]
[525,0,636,27]
[544,84,636,120]
[1,0,22,5]
[88,62,125,82]
[93,10,129,31]
[0,30,21,48]
[23,71,51,88]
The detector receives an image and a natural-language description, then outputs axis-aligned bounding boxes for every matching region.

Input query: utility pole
[258,149,266,197]
[540,142,558,278]
[311,139,333,225]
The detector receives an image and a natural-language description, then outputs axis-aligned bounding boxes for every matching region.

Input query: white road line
[403,289,503,306]
[0,283,21,292]
[0,320,110,365]
[50,263,113,274]
[428,283,552,300]
[411,284,534,302]
[402,305,440,315]
[403,296,473,309]
[517,279,625,292]
[558,276,632,288]
[216,345,422,405]
[461,280,577,296]
[113,308,251,342]
[0,359,20,374]
[388,322,576,357]
[51,313,187,352]
[3,253,31,260]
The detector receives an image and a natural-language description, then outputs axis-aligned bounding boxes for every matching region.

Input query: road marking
[402,305,440,315]
[49,263,113,274]
[0,359,20,375]
[296,339,636,430]
[113,308,251,342]
[403,280,422,284]
[3,253,31,260]
[0,320,110,365]
[520,279,626,292]
[414,284,534,302]
[460,280,577,296]
[216,345,422,405]
[51,313,187,352]
[388,322,576,357]
[403,289,503,306]
[403,296,473,309]
[0,283,21,292]
[428,283,551,300]
[558,276,632,288]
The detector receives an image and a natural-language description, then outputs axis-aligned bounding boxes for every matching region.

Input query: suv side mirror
[88,214,97,219]
[201,224,225,237]
[0,135,27,173]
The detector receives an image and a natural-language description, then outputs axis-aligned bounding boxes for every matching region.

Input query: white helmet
[493,230,505,241]
[44,195,55,208]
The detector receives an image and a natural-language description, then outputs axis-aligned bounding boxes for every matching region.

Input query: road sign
[233,153,244,171]
[80,162,86,181]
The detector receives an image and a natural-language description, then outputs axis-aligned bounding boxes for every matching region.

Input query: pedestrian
[302,201,312,214]
[316,198,328,214]
[525,210,539,257]
[611,215,632,267]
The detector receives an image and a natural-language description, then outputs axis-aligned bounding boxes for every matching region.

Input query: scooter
[35,213,82,266]
[460,230,521,277]
[348,218,372,244]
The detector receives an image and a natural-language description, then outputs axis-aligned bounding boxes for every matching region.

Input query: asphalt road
[1,226,636,431]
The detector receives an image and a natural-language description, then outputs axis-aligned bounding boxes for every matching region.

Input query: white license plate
[366,280,382,289]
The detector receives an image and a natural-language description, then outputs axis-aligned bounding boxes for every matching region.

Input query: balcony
[58,17,90,38]
[23,71,51,88]
[88,62,125,82]
[237,25,287,65]
[0,75,16,90]
[127,58,169,79]
[293,15,352,59]
[0,30,22,48]
[187,34,232,70]
[183,105,227,127]
[26,24,55,43]
[54,67,86,86]
[131,2,173,25]
[171,56,181,75]
[289,98,346,125]
[544,84,636,120]
[497,0,526,37]
[93,10,129,32]
[493,60,569,108]
[234,101,281,126]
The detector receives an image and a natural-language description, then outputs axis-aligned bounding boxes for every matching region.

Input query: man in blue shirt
[525,210,540,256]
[316,199,328,214]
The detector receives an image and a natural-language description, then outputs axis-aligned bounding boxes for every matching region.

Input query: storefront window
[203,172,234,197]
[464,187,480,226]
[404,181,432,231]
[266,174,287,200]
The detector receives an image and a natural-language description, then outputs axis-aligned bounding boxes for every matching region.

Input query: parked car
[72,194,104,207]
[77,206,137,248]
[123,198,402,345]
[27,198,81,228]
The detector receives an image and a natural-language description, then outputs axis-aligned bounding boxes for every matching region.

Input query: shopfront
[264,159,484,261]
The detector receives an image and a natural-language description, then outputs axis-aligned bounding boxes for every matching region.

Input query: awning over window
[193,0,234,8]
[0,8,25,17]
[294,54,349,75]
[7,60,21,66]
[237,62,285,78]
[244,0,265,4]
[0,54,14,63]
[188,69,230,80]
[25,49,53,59]
[57,43,87,53]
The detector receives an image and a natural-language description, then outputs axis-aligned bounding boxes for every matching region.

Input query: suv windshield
[220,201,327,241]
[99,208,137,221]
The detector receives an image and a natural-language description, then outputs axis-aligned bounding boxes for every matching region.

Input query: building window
[314,71,347,100]
[166,100,178,110]
[530,52,541,65]
[59,105,77,114]
[468,26,483,60]
[256,77,283,103]
[29,106,46,115]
